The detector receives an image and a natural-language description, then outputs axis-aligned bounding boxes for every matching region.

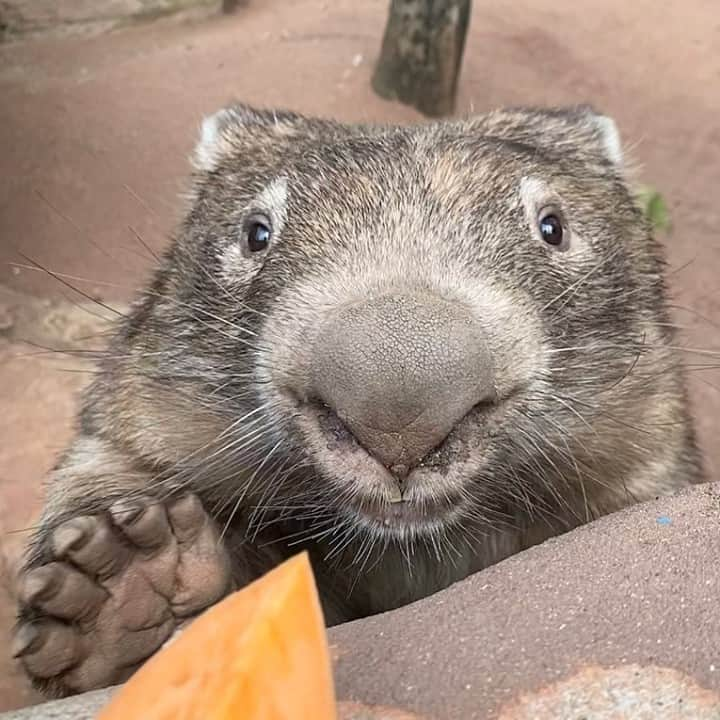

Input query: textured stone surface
[0,688,113,720]
[0,693,429,720]
[339,702,429,720]
[497,665,720,719]
[329,483,720,719]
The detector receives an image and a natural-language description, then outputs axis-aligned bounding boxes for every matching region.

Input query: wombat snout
[311,294,496,478]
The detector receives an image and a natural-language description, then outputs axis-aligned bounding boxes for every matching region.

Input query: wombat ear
[545,105,626,169]
[567,104,625,168]
[589,112,624,167]
[191,103,312,172]
[475,105,626,170]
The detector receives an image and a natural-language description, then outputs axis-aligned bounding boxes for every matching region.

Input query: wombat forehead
[278,143,544,214]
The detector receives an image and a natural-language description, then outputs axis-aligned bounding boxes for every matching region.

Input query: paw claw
[112,500,171,550]
[12,624,39,658]
[167,494,206,542]
[15,621,82,679]
[109,499,145,527]
[22,562,106,622]
[52,521,87,557]
[21,566,58,605]
[52,515,129,579]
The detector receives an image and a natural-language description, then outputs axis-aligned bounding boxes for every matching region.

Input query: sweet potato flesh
[97,552,337,720]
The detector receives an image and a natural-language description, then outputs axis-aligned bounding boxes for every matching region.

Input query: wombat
[13,103,703,697]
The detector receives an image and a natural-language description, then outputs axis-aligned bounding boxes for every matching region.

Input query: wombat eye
[244,215,272,253]
[538,210,566,248]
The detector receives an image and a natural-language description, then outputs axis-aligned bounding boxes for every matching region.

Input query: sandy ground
[1,0,719,711]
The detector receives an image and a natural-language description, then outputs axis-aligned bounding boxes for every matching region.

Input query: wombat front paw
[14,494,232,695]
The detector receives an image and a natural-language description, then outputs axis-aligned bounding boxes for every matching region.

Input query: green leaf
[637,184,671,233]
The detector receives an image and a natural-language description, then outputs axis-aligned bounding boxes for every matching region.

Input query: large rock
[330,482,720,718]
[3,483,718,719]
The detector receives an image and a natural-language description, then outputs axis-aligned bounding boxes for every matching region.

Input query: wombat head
[139,103,691,547]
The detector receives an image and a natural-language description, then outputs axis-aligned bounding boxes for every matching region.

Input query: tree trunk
[222,0,248,13]
[372,0,472,117]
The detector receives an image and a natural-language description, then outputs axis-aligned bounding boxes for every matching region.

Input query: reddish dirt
[1,0,719,712]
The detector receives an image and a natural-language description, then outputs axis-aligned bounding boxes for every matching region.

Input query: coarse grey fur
[14,103,703,697]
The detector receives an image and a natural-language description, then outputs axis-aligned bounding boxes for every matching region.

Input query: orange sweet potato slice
[97,551,337,720]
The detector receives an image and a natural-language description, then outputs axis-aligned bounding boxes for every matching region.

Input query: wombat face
[164,104,672,544]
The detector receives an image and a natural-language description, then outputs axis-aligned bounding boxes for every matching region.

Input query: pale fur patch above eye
[253,177,288,236]
[519,176,587,257]
[519,176,552,211]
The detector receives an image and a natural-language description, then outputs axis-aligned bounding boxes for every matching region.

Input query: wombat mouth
[286,393,501,533]
[352,490,463,531]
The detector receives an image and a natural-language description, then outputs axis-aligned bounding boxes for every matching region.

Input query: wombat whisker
[221,439,286,543]
[46,367,107,375]
[514,438,584,523]
[543,246,623,314]
[534,395,665,465]
[202,447,279,502]
[8,261,282,350]
[323,523,364,564]
[178,439,271,495]
[537,392,597,435]
[207,448,283,516]
[32,189,129,269]
[448,516,487,550]
[499,478,566,527]
[250,469,323,515]
[352,532,382,580]
[263,517,337,551]
[125,409,274,501]
[567,399,657,437]
[117,242,160,265]
[15,252,129,320]
[252,507,338,535]
[3,523,43,537]
[10,260,276,331]
[246,450,296,540]
[127,224,162,263]
[668,303,720,331]
[674,363,720,373]
[8,262,138,290]
[204,431,293,492]
[601,343,645,393]
[523,407,599,482]
[258,512,337,547]
[696,376,720,394]
[10,346,166,362]
[662,345,720,357]
[359,535,394,577]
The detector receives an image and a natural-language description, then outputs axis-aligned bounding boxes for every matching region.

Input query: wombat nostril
[310,293,495,472]
[313,401,357,448]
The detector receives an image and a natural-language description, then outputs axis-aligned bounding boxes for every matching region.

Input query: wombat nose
[311,294,496,476]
